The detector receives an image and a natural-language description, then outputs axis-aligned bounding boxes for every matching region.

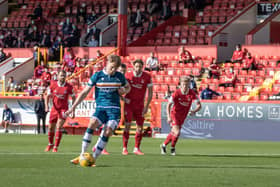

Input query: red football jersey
[41,72,52,82]
[48,80,74,110]
[209,64,221,76]
[170,89,199,119]
[125,71,152,105]
[232,50,244,61]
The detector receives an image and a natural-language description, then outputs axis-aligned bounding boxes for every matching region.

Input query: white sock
[81,128,94,155]
[93,135,109,159]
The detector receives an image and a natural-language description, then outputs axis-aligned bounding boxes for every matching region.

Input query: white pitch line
[0,152,280,157]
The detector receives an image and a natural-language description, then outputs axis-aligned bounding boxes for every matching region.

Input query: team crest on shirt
[141,79,144,83]
[101,78,105,81]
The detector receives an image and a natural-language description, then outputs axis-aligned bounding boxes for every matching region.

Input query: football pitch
[1,135,280,187]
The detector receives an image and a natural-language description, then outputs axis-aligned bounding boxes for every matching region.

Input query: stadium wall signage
[161,102,280,141]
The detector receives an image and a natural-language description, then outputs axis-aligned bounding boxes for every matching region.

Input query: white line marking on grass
[1,152,280,157]
[0,152,78,155]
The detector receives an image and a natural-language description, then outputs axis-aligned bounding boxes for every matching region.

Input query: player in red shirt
[231,44,245,63]
[44,70,76,152]
[160,76,201,156]
[122,59,153,155]
[41,67,52,86]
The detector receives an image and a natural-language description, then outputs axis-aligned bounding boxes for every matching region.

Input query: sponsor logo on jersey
[132,84,143,89]
[55,94,65,99]
[179,101,189,107]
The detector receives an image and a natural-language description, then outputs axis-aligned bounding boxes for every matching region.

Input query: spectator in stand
[64,25,80,47]
[33,3,43,20]
[201,84,222,100]
[147,0,160,15]
[231,44,244,63]
[40,30,52,48]
[134,8,145,27]
[145,52,160,71]
[242,52,257,71]
[179,46,194,64]
[0,48,7,63]
[208,58,222,79]
[161,0,172,20]
[255,60,265,70]
[86,10,97,25]
[34,93,47,134]
[34,61,45,79]
[33,45,43,67]
[77,3,87,23]
[6,76,17,92]
[3,31,16,48]
[87,35,99,47]
[49,36,63,61]
[1,104,14,133]
[62,18,73,35]
[189,75,197,93]
[15,36,25,48]
[85,25,101,44]
[219,67,237,88]
[147,16,157,32]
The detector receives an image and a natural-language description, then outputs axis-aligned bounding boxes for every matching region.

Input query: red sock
[48,131,55,145]
[122,130,129,148]
[54,129,63,148]
[171,134,180,148]
[135,131,143,149]
[164,133,172,146]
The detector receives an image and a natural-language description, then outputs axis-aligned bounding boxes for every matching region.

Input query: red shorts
[124,104,144,126]
[49,108,67,124]
[170,112,188,128]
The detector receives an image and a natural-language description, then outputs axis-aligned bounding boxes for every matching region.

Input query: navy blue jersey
[88,70,127,108]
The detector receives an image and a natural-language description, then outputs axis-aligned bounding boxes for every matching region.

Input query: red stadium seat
[161,84,169,92]
[172,76,180,84]
[154,75,163,83]
[223,92,232,100]
[169,84,177,91]
[260,94,268,101]
[232,93,241,100]
[250,95,259,101]
[164,76,173,84]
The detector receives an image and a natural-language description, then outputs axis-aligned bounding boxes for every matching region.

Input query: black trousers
[36,115,46,134]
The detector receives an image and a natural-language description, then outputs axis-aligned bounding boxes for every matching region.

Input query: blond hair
[107,54,121,67]
[180,76,190,84]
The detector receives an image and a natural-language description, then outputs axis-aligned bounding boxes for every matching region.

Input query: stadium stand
[1,0,280,134]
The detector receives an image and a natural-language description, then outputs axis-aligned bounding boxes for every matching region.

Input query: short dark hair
[120,63,127,69]
[132,59,144,66]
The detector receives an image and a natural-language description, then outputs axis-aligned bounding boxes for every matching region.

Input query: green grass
[1,134,280,187]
